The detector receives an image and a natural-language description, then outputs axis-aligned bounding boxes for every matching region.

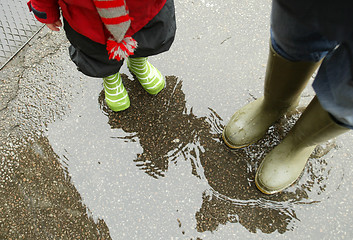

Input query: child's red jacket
[28,0,166,45]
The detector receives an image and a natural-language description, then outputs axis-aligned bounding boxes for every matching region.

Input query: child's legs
[63,19,123,78]
[62,0,176,76]
[130,0,176,58]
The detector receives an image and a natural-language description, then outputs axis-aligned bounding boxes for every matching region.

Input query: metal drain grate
[0,0,43,69]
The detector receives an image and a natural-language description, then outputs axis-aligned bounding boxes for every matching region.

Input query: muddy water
[2,69,352,239]
[1,0,353,239]
[43,75,351,239]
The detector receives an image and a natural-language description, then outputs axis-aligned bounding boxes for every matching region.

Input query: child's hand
[45,20,62,31]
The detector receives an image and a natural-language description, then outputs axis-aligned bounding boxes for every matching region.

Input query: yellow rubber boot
[255,97,349,194]
[222,44,321,148]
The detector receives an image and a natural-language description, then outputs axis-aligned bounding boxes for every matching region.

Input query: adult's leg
[255,2,352,194]
[222,0,337,148]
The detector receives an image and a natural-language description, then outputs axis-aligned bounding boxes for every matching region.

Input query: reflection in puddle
[0,137,112,239]
[98,75,334,235]
[2,73,342,239]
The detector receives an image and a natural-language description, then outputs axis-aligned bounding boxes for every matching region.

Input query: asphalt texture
[1,0,353,239]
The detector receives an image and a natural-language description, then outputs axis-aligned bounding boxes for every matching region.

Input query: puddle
[42,75,346,239]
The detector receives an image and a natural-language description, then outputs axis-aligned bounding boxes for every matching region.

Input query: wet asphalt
[1,0,353,239]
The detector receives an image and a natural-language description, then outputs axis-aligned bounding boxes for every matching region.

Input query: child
[28,0,176,111]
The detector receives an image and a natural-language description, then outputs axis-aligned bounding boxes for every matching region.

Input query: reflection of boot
[127,57,165,95]
[103,72,130,111]
[255,97,349,194]
[222,44,321,148]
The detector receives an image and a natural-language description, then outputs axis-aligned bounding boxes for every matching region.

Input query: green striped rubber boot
[103,72,130,112]
[127,57,165,95]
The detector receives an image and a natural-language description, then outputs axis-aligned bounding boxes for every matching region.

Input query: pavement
[1,0,353,239]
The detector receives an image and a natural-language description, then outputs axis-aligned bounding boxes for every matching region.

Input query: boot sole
[255,163,306,195]
[221,128,257,149]
[106,100,130,112]
[108,104,130,112]
[255,178,276,195]
[255,176,299,195]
